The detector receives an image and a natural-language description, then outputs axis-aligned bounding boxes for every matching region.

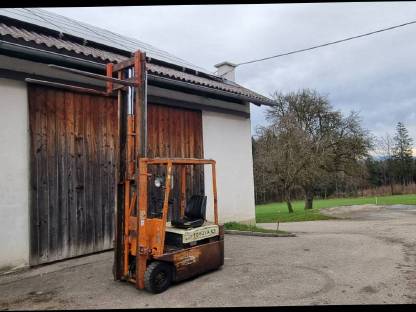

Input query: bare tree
[254,113,311,213]
[257,89,371,210]
[377,134,395,194]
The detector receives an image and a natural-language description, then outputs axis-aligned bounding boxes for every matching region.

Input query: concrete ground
[0,204,415,309]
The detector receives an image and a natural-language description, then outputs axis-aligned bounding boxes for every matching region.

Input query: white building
[0,8,274,271]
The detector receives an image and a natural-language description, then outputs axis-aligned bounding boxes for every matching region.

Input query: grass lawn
[224,221,287,234]
[256,194,416,223]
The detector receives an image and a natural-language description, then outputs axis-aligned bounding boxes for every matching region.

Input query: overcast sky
[47,2,416,145]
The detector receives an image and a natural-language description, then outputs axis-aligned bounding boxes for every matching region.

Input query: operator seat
[171,195,207,229]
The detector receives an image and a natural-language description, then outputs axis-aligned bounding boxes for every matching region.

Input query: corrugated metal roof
[146,63,273,103]
[0,8,207,73]
[0,22,126,62]
[0,8,275,105]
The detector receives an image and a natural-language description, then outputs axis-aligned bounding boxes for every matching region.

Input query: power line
[217,19,416,77]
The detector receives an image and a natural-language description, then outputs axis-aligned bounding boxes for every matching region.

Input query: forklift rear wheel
[144,261,173,293]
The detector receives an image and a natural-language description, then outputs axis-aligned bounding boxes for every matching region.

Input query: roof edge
[0,37,275,106]
[0,14,133,59]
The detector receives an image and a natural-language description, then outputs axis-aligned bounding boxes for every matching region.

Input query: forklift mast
[106,51,147,288]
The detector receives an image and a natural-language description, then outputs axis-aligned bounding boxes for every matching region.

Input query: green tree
[365,156,383,187]
[392,122,413,185]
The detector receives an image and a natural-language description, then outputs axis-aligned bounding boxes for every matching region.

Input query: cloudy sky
[47,2,416,144]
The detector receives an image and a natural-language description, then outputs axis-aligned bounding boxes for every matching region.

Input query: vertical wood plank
[94,96,104,250]
[180,107,185,158]
[83,93,94,254]
[66,90,77,258]
[46,88,58,262]
[59,90,69,259]
[197,111,205,194]
[102,98,111,249]
[38,86,49,263]
[73,92,85,256]
[96,95,106,252]
[28,86,40,265]
[108,97,117,249]
[80,93,89,254]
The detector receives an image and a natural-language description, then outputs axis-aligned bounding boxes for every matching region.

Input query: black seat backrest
[185,195,207,220]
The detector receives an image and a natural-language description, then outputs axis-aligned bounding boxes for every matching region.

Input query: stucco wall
[202,110,256,224]
[0,78,29,270]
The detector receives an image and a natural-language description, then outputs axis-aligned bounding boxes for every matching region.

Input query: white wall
[0,78,29,270]
[202,110,256,224]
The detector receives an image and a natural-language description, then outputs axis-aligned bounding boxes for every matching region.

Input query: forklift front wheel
[144,261,173,293]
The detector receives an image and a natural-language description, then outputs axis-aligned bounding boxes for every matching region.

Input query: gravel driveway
[0,204,415,309]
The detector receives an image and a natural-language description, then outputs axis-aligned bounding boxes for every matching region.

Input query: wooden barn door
[28,84,118,265]
[147,104,204,220]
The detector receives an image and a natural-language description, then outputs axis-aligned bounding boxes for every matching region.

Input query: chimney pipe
[214,61,237,82]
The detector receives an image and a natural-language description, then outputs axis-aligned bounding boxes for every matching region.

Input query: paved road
[0,204,415,309]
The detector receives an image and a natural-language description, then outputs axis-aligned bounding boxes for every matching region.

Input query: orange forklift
[118,157,224,293]
[108,51,224,293]
[43,49,224,293]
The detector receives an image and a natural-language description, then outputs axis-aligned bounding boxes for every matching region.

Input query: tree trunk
[335,178,338,197]
[287,200,294,213]
[304,194,314,210]
[285,188,294,213]
[303,187,314,210]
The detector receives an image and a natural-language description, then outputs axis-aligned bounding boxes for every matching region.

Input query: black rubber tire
[144,261,173,294]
